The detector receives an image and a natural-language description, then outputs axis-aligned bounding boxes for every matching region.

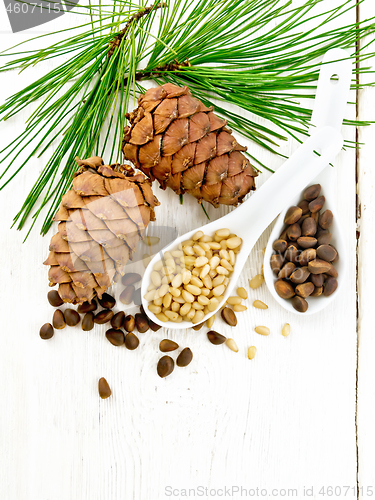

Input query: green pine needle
[0,0,374,237]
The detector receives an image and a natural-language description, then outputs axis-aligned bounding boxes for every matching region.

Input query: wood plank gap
[355,1,361,499]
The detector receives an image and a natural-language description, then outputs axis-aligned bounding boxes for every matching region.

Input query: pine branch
[0,0,374,238]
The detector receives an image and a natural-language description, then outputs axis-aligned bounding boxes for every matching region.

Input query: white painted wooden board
[357,1,375,498]
[0,2,369,499]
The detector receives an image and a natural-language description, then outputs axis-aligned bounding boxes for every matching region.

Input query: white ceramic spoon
[141,126,343,328]
[264,48,352,315]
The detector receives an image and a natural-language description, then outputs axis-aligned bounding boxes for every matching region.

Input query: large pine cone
[122,83,258,207]
[43,156,159,304]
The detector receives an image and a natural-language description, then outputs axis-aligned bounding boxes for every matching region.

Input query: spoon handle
[223,127,343,258]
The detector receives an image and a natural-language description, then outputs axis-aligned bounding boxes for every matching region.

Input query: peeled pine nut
[156,313,169,322]
[212,275,225,287]
[171,302,180,312]
[248,346,257,360]
[182,290,195,303]
[212,284,225,296]
[199,235,213,243]
[183,245,194,256]
[226,237,242,249]
[229,250,236,266]
[237,287,248,299]
[198,241,210,252]
[169,287,181,298]
[195,256,208,267]
[151,271,162,287]
[171,274,183,289]
[209,255,220,269]
[144,290,156,301]
[180,302,191,316]
[216,266,229,275]
[200,264,210,279]
[249,274,264,289]
[253,300,268,309]
[192,268,200,276]
[157,284,170,297]
[219,249,230,261]
[192,302,204,310]
[202,275,213,289]
[282,323,291,337]
[182,269,191,284]
[192,310,205,324]
[185,284,201,296]
[153,260,163,271]
[234,305,247,312]
[255,326,270,336]
[171,250,183,258]
[206,314,215,329]
[209,269,217,278]
[201,288,210,296]
[148,304,161,314]
[163,293,172,308]
[220,259,233,272]
[193,244,205,256]
[226,338,239,352]
[147,284,156,292]
[186,308,196,320]
[154,297,163,306]
[208,242,221,250]
[215,228,230,238]
[193,231,204,241]
[227,296,242,305]
[164,310,179,321]
[190,276,203,287]
[198,295,210,306]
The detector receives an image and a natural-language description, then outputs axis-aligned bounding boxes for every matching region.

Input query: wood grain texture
[0,2,366,499]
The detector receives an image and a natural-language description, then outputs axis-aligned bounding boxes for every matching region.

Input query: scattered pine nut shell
[226,338,239,352]
[255,326,270,336]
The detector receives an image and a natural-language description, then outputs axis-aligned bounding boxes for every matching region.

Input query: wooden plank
[357,1,375,498]
[0,3,359,499]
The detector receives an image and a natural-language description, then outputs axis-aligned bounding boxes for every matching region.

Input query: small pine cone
[122,83,258,207]
[43,156,159,304]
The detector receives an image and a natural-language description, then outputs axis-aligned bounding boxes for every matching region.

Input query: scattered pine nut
[255,326,270,336]
[249,274,264,289]
[226,338,239,352]
[282,323,291,337]
[248,346,257,360]
[227,296,242,305]
[237,287,248,299]
[233,304,247,312]
[253,300,268,310]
